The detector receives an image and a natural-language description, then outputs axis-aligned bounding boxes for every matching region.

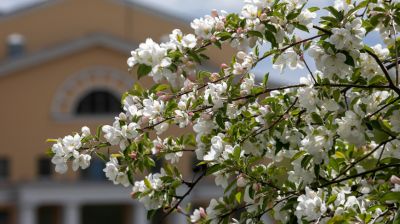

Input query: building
[0,0,236,223]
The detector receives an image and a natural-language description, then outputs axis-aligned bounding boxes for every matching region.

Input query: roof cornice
[0,33,136,77]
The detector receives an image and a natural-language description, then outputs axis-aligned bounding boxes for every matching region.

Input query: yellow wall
[0,0,236,182]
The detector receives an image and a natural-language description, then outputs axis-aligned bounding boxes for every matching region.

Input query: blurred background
[0,0,243,224]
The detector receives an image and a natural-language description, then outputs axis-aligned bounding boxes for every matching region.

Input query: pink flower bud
[260,13,268,21]
[159,94,172,102]
[199,207,207,218]
[237,175,247,188]
[130,192,137,199]
[210,36,217,43]
[210,72,220,81]
[252,183,261,192]
[141,116,150,126]
[391,175,400,185]
[129,152,137,160]
[220,63,228,69]
[211,9,218,18]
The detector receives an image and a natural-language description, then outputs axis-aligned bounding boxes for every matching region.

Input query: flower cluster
[50,127,91,173]
[48,0,400,223]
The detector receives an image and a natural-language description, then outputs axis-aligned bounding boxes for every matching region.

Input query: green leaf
[308,7,320,12]
[381,192,400,203]
[326,195,337,205]
[137,64,152,79]
[301,155,313,168]
[45,148,55,157]
[46,138,58,143]
[262,73,269,87]
[329,158,340,172]
[144,178,152,189]
[311,112,324,124]
[291,151,306,162]
[217,32,232,41]
[294,23,309,32]
[324,6,343,20]
[95,152,108,162]
[235,191,242,203]
[153,84,170,92]
[265,31,277,48]
[233,146,241,160]
[216,113,225,129]
[207,164,223,175]
[335,151,346,159]
[247,30,263,39]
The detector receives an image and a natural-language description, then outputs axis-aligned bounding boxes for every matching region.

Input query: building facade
[0,0,233,223]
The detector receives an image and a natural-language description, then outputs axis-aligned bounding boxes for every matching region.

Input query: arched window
[75,90,121,115]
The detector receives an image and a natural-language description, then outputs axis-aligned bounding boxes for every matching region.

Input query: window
[151,157,164,173]
[81,204,127,224]
[38,157,52,179]
[37,206,61,224]
[0,158,9,181]
[80,159,106,181]
[0,209,10,224]
[75,90,121,115]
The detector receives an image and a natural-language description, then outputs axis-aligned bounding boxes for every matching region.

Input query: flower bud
[159,94,172,102]
[81,126,91,137]
[211,9,218,18]
[183,79,195,90]
[252,183,261,192]
[215,21,225,31]
[130,192,137,199]
[237,175,247,188]
[118,112,127,121]
[129,152,137,160]
[220,63,228,69]
[260,13,268,21]
[140,116,150,126]
[176,206,183,213]
[236,51,247,60]
[210,72,220,81]
[199,207,207,218]
[210,36,217,43]
[391,175,400,185]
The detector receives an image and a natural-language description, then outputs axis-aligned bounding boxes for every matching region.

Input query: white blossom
[191,15,216,39]
[273,48,303,72]
[103,157,130,187]
[296,187,327,222]
[336,111,366,146]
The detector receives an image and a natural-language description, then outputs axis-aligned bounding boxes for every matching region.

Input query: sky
[0,0,244,17]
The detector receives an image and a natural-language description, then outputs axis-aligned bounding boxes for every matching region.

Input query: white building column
[19,204,36,224]
[63,203,80,224]
[131,204,149,224]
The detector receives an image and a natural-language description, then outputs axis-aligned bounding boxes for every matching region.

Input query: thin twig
[320,163,400,188]
[332,137,396,181]
[162,170,206,220]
